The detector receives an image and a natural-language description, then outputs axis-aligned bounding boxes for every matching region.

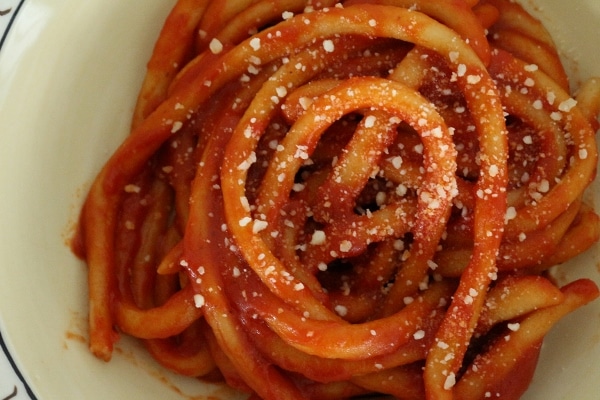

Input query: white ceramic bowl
[0,1,598,399]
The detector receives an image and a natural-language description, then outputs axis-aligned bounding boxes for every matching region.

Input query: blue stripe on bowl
[0,0,26,52]
[1,4,38,399]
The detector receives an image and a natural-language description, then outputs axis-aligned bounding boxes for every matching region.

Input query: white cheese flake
[364,114,377,128]
[550,111,562,121]
[391,156,403,169]
[339,240,352,253]
[558,98,577,112]
[209,38,223,54]
[505,206,517,221]
[124,184,141,193]
[508,322,521,332]
[299,96,313,110]
[240,196,251,211]
[249,37,261,51]
[294,145,310,160]
[335,305,348,316]
[193,294,205,308]
[444,373,456,390]
[467,74,481,84]
[322,39,335,53]
[310,230,326,245]
[524,64,538,72]
[276,86,287,98]
[252,219,268,234]
[237,151,257,171]
[413,330,426,340]
[427,260,438,270]
[265,265,276,276]
[239,216,252,227]
[171,121,183,133]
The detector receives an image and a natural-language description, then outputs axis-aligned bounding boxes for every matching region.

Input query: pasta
[73,0,600,398]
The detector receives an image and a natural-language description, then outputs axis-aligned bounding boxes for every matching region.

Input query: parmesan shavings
[209,38,223,54]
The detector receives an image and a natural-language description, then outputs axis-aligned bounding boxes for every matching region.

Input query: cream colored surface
[0,0,597,399]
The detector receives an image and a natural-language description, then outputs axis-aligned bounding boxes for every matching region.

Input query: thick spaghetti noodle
[74,0,600,399]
